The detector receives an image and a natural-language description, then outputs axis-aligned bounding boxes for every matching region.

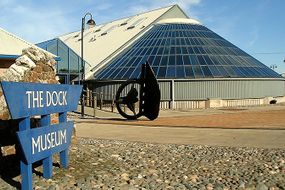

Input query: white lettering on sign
[26,91,67,108]
[26,91,44,108]
[32,129,67,155]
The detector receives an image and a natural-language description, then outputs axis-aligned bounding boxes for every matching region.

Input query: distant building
[38,5,285,109]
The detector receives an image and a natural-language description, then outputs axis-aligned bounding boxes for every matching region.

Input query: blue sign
[1,81,82,119]
[1,81,82,190]
[17,122,74,164]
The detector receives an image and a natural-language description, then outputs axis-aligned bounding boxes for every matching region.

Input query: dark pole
[80,16,85,118]
[80,13,95,118]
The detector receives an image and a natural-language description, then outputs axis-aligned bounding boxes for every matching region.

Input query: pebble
[257,183,268,190]
[0,138,284,189]
[121,173,130,181]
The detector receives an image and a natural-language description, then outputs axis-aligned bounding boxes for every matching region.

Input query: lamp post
[81,13,96,118]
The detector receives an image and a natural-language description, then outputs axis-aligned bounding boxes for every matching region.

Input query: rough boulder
[0,47,58,120]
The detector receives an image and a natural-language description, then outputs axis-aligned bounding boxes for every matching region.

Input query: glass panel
[160,56,168,66]
[152,56,162,66]
[217,66,230,77]
[183,56,191,65]
[151,47,159,55]
[116,68,129,79]
[109,68,122,78]
[181,47,188,54]
[185,66,194,77]
[223,56,233,65]
[203,55,214,65]
[197,47,206,54]
[232,67,245,77]
[132,48,142,57]
[201,66,213,77]
[170,38,175,45]
[129,57,141,67]
[181,38,186,46]
[170,47,175,54]
[100,68,112,79]
[157,47,164,55]
[165,38,171,46]
[168,56,176,66]
[57,42,68,73]
[189,55,199,65]
[117,57,129,66]
[47,42,57,55]
[122,68,135,79]
[69,50,79,74]
[197,55,207,65]
[160,39,166,46]
[96,68,105,79]
[239,67,251,76]
[147,56,155,65]
[176,66,185,78]
[187,47,194,54]
[143,39,152,47]
[139,48,148,56]
[184,38,191,45]
[145,48,153,56]
[166,66,176,78]
[176,47,182,54]
[189,38,196,45]
[246,67,258,77]
[130,67,141,78]
[208,66,222,77]
[126,57,137,67]
[176,55,183,66]
[224,66,237,77]
[192,66,204,78]
[157,67,167,77]
[152,66,159,76]
[163,46,170,55]
[193,47,200,54]
[217,56,228,65]
[176,38,181,45]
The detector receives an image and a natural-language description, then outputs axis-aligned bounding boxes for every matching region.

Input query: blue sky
[1,0,285,73]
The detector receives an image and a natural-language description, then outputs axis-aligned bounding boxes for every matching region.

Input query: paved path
[74,105,285,149]
[74,121,285,149]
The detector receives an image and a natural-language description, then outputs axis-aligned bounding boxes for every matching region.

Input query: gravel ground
[1,138,284,190]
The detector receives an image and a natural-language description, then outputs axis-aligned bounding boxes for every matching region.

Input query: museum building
[37,5,285,109]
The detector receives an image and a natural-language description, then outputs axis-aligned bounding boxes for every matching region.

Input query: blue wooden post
[40,115,53,178]
[59,112,68,168]
[19,117,32,190]
[1,81,82,190]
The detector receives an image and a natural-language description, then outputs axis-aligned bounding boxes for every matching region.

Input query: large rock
[0,47,58,120]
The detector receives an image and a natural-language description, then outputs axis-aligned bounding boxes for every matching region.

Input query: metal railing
[80,91,116,116]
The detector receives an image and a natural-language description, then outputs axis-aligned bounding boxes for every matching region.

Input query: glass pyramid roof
[96,23,281,80]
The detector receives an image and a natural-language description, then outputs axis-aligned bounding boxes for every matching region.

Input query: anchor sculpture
[115,62,161,120]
